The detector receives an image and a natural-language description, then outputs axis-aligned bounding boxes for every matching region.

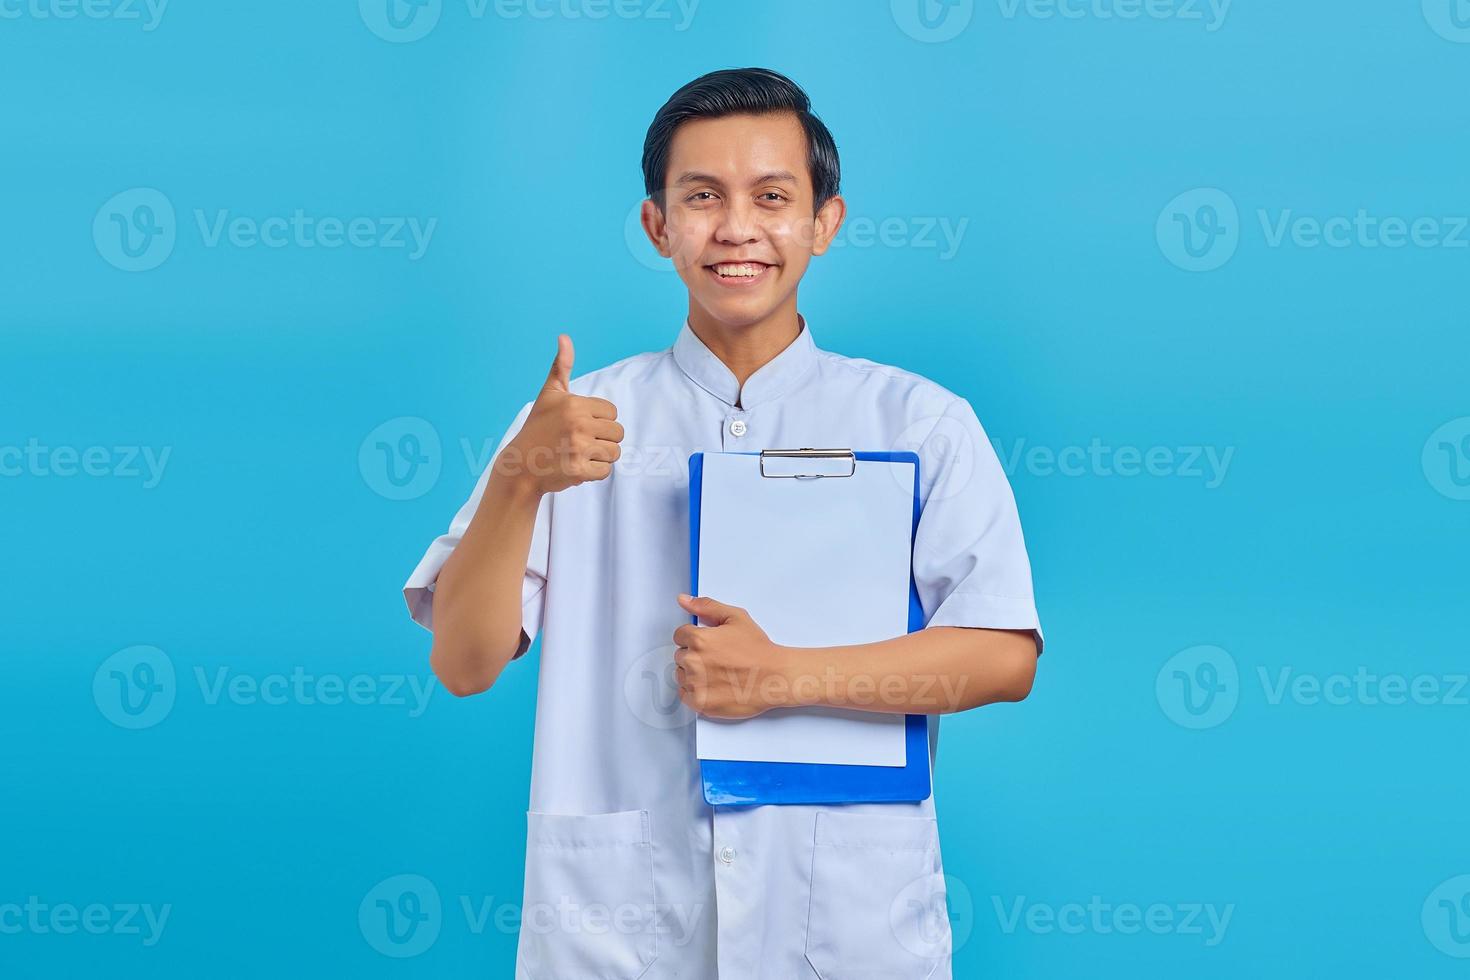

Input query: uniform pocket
[804,810,950,980]
[518,809,658,980]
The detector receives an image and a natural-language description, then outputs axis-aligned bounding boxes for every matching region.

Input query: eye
[684,190,719,204]
[758,191,789,203]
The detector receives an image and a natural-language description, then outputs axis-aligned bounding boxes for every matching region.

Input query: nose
[714,197,760,247]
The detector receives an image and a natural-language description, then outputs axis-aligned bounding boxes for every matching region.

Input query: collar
[671,314,819,410]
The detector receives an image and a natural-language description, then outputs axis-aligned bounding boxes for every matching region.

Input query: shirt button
[728,419,747,437]
[718,846,736,865]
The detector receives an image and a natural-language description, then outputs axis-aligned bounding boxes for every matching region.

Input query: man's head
[640,68,846,331]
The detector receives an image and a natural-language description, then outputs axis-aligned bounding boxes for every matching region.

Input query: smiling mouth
[705,261,774,285]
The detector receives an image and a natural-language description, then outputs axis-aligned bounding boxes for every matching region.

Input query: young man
[405,68,1041,979]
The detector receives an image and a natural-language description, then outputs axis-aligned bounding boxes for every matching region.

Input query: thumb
[678,593,742,626]
[542,333,574,394]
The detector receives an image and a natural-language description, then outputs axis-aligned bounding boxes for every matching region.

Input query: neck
[687,298,802,397]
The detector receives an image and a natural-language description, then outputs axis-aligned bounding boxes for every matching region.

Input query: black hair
[642,67,841,212]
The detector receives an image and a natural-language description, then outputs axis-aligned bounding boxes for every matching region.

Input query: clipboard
[687,448,932,806]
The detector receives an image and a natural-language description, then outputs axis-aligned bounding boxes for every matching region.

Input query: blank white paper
[694,452,915,767]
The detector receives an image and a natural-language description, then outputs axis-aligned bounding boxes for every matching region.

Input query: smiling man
[404,68,1042,979]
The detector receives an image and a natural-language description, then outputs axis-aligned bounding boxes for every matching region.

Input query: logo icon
[359,417,442,500]
[359,0,442,42]
[1156,645,1238,729]
[887,414,978,505]
[93,645,176,730]
[891,871,972,959]
[1156,188,1239,273]
[891,0,974,43]
[93,188,176,272]
[1423,875,1470,957]
[1423,0,1470,42]
[623,644,695,730]
[1423,417,1470,501]
[624,199,674,273]
[360,874,442,957]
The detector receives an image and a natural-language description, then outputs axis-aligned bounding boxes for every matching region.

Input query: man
[405,67,1042,979]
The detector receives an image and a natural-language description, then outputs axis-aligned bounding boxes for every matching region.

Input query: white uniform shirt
[405,318,1041,979]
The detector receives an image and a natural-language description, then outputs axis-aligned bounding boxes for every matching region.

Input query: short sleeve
[402,401,550,659]
[911,397,1043,652]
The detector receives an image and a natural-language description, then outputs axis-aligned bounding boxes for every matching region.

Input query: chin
[697,296,783,330]
[690,277,793,325]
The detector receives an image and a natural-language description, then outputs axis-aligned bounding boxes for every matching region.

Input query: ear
[640,198,673,258]
[809,194,847,257]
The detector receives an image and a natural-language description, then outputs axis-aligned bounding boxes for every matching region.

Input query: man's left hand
[672,594,787,719]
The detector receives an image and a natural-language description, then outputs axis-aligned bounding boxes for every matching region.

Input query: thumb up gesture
[498,334,624,496]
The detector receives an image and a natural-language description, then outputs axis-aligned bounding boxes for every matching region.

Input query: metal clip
[758,448,857,479]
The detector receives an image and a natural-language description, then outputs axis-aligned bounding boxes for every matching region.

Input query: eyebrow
[673,170,800,187]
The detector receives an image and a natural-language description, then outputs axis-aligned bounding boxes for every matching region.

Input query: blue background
[4,0,1468,976]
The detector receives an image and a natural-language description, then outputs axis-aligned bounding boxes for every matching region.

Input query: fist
[673,594,785,720]
[498,334,624,495]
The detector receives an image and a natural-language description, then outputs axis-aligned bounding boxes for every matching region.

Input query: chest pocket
[804,810,950,980]
[518,809,659,980]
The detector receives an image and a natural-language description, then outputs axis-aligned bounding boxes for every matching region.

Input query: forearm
[428,466,543,696]
[773,626,1038,714]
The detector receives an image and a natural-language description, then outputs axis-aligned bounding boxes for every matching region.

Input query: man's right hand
[496,334,624,495]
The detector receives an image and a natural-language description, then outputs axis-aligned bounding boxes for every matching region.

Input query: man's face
[642,112,844,330]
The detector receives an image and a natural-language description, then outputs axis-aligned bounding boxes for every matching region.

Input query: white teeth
[713,263,763,278]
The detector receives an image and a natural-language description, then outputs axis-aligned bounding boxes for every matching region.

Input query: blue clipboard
[688,449,932,806]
